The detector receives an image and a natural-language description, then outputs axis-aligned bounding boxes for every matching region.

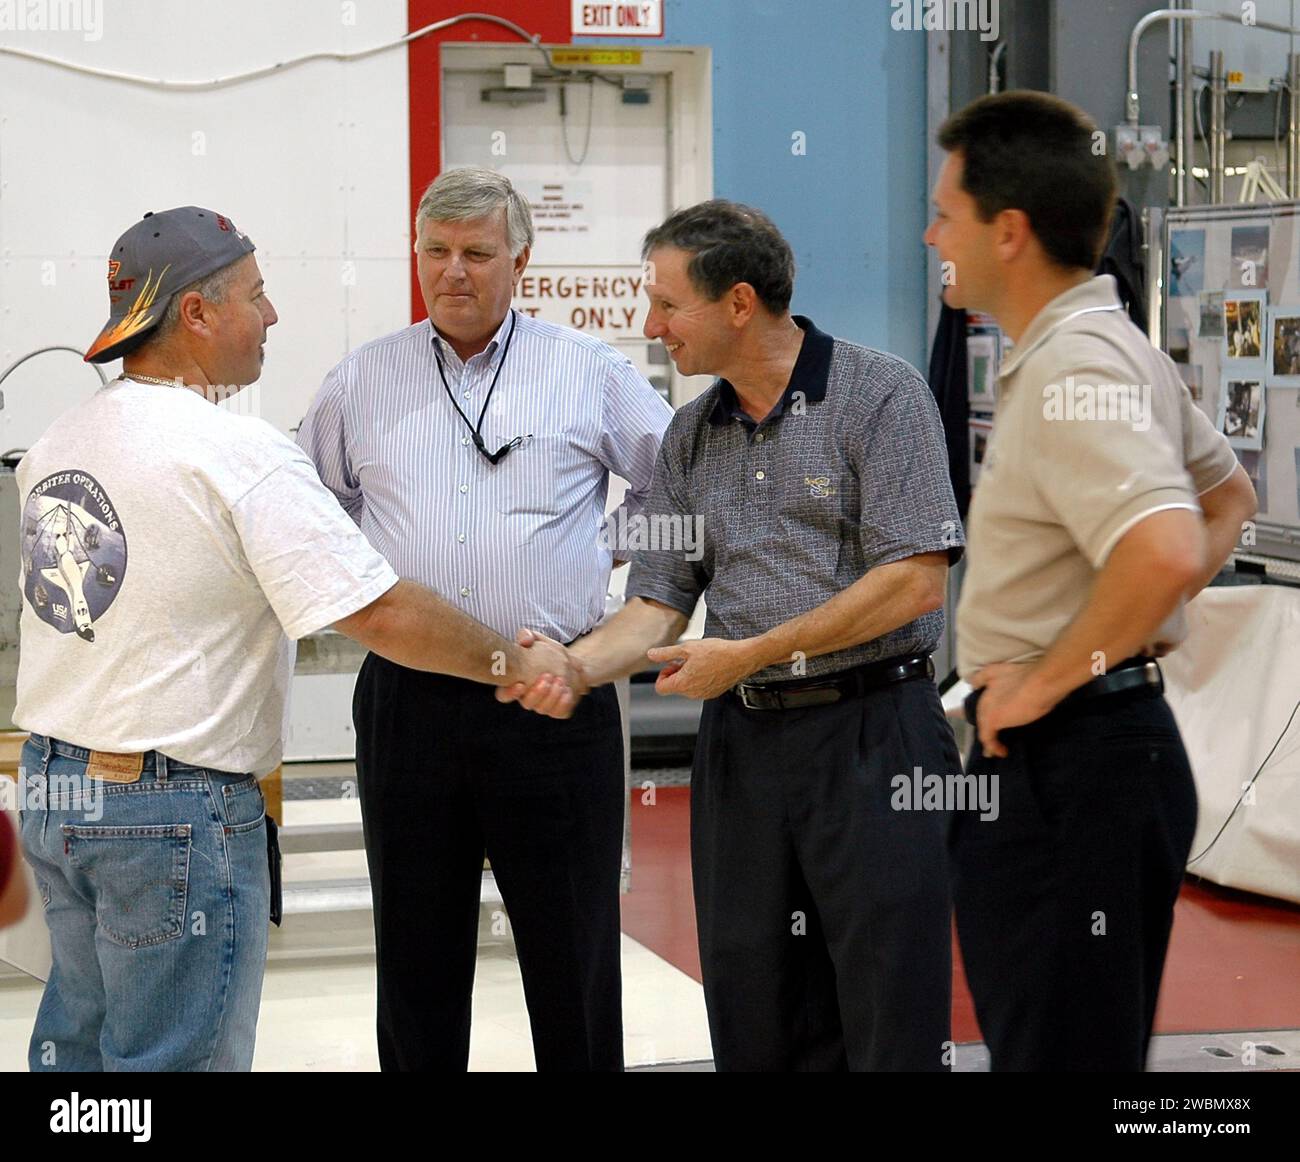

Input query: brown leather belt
[732,654,934,711]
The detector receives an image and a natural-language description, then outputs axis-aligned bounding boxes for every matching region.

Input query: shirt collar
[429,309,515,367]
[998,274,1125,383]
[707,315,834,427]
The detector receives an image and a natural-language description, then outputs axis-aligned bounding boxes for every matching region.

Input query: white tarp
[1162,585,1300,904]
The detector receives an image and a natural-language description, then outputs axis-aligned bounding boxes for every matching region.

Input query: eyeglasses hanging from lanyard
[433,309,529,465]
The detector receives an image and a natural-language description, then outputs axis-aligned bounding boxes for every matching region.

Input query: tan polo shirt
[956,275,1239,678]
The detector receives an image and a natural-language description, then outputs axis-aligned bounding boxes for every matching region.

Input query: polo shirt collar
[993,272,1128,387]
[707,315,833,427]
[997,274,1125,383]
[430,308,515,366]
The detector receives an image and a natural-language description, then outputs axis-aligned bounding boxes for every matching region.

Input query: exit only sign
[571,0,663,37]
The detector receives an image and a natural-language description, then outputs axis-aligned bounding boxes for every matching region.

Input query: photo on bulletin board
[1198,290,1225,338]
[967,332,998,405]
[1229,224,1271,289]
[1168,325,1191,365]
[1169,229,1205,296]
[1177,363,1203,402]
[1265,306,1300,386]
[1217,375,1266,449]
[1236,449,1268,515]
[969,416,993,485]
[1223,291,1266,360]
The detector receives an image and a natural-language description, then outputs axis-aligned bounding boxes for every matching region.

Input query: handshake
[495,627,591,719]
[494,607,761,718]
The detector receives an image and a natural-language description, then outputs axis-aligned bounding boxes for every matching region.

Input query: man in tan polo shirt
[925,92,1257,1071]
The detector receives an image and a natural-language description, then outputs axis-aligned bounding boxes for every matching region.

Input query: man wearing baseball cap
[14,206,582,1072]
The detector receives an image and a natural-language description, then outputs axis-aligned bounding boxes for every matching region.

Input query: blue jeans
[18,734,270,1071]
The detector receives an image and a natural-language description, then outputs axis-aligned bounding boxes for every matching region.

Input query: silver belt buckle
[734,684,768,710]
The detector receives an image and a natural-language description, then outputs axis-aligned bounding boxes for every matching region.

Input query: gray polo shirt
[626,317,964,682]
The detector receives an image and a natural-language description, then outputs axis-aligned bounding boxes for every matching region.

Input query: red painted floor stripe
[622,786,701,982]
[623,787,1300,1041]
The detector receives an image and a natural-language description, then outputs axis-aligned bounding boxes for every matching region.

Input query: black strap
[266,814,282,927]
[432,310,523,464]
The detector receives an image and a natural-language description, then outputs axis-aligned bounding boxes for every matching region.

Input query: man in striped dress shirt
[297,167,672,1072]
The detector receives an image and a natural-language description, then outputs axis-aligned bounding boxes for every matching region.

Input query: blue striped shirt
[297,310,673,641]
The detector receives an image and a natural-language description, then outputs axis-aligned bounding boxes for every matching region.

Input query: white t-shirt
[14,377,399,775]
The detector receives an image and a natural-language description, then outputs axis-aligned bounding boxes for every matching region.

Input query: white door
[441,45,714,407]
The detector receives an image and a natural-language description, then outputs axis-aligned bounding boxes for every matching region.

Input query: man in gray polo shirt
[926,93,1257,1071]
[504,200,964,1071]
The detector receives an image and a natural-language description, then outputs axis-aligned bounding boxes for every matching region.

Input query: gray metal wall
[944,1,1171,207]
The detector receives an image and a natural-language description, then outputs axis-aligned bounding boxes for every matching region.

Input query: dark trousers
[353,654,625,1072]
[691,676,957,1071]
[950,687,1198,1072]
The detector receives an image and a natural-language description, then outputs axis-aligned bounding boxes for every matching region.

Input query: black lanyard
[433,309,525,465]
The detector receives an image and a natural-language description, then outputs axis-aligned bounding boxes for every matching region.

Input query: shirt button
[459,484,468,494]
[755,470,766,481]
[457,533,466,543]
[461,436,469,446]
[460,586,471,597]
[755,433,765,443]
[463,391,471,399]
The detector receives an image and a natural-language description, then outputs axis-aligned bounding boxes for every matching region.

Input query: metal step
[278,821,364,854]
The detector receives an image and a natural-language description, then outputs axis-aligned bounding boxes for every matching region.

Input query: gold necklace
[119,372,184,388]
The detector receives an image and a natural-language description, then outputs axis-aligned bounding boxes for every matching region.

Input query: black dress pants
[950,687,1198,1072]
[353,653,625,1072]
[691,675,957,1071]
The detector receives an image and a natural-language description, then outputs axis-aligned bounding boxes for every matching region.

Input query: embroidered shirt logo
[805,475,836,498]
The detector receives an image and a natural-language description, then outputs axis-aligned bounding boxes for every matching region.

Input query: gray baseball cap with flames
[85,206,256,363]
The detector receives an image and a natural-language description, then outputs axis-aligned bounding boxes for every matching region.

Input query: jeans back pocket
[62,823,191,948]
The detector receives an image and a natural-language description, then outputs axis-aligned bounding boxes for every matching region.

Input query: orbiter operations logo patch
[21,471,127,643]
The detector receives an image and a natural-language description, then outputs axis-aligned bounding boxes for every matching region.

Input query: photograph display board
[1164,204,1300,552]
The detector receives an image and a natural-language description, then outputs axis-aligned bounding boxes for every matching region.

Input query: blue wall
[580,0,930,371]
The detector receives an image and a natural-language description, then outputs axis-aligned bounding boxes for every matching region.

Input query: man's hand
[1140,640,1177,659]
[969,661,1058,759]
[645,637,757,700]
[1140,605,1185,659]
[496,628,589,719]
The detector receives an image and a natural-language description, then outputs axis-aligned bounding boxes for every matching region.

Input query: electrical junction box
[503,63,532,89]
[1226,71,1273,94]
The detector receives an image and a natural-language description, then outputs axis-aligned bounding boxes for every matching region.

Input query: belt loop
[155,751,168,783]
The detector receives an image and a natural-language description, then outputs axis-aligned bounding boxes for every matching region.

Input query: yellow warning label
[551,49,642,66]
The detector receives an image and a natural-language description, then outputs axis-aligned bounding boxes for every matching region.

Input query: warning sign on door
[527,180,592,237]
[514,266,646,338]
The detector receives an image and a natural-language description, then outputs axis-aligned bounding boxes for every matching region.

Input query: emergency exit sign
[571,0,663,37]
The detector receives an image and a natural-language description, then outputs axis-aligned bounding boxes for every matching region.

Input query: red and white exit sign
[571,0,663,37]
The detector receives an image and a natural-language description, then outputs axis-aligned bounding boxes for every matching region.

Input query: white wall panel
[0,0,412,449]
[0,1,414,759]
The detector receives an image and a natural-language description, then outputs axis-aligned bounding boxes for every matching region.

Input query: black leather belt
[963,656,1163,725]
[732,654,934,711]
